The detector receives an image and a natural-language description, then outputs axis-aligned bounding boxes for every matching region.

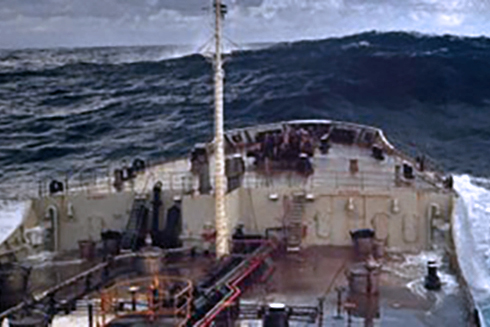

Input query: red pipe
[198,260,262,326]
[196,246,274,327]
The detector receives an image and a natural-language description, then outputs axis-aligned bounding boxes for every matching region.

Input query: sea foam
[454,175,490,327]
[0,200,28,245]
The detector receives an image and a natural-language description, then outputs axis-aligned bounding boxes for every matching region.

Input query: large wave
[0,31,490,192]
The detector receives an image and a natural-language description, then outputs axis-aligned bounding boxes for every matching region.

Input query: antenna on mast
[213,0,230,259]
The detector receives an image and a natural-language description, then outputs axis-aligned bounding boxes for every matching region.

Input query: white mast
[213,0,230,258]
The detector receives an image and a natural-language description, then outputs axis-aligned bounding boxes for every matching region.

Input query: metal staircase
[286,192,305,252]
[121,197,148,251]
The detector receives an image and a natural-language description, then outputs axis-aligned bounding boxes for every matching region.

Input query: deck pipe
[192,241,274,325]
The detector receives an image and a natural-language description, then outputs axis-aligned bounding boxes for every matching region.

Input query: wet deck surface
[240,246,467,327]
[18,246,468,327]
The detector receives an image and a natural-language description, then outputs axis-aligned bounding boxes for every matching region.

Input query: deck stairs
[286,192,305,252]
[121,196,148,251]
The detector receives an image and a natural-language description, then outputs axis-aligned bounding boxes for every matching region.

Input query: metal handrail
[65,169,440,194]
[0,169,439,203]
[0,158,444,201]
[240,170,434,191]
[62,170,195,196]
[96,275,193,327]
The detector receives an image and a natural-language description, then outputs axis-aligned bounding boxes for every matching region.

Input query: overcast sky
[0,0,489,49]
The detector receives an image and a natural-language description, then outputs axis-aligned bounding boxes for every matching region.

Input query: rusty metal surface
[2,245,468,327]
[240,246,467,327]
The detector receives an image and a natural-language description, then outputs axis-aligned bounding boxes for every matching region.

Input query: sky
[0,0,489,49]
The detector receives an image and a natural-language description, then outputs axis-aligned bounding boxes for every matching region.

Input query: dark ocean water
[1,31,490,196]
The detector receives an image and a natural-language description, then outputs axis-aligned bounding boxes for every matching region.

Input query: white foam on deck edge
[453,175,490,327]
[0,200,29,245]
[383,250,459,307]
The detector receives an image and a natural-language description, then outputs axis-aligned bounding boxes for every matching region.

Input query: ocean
[1,31,490,324]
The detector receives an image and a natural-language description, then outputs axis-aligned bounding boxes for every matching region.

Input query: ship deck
[56,121,445,196]
[0,120,461,326]
[27,246,467,327]
[106,142,442,197]
[241,246,467,327]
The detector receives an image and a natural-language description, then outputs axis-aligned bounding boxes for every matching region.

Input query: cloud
[225,0,490,42]
[0,0,489,48]
[0,0,214,48]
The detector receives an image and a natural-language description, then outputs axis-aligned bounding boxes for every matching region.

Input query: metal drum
[0,265,30,310]
[103,239,120,256]
[347,263,380,295]
[350,229,375,258]
[101,231,122,256]
[136,248,164,275]
[346,293,380,321]
[373,240,385,259]
[78,240,96,260]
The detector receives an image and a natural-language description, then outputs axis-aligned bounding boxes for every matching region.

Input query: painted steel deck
[241,246,467,327]
[25,246,468,327]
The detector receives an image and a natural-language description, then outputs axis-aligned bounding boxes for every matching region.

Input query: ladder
[121,197,148,251]
[286,192,305,252]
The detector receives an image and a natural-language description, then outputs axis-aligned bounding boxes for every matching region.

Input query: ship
[0,1,480,327]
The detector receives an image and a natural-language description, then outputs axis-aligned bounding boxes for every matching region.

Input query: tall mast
[213,0,229,258]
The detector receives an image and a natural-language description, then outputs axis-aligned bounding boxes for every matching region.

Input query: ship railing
[3,162,442,201]
[96,276,193,327]
[240,170,439,191]
[378,133,446,176]
[63,169,438,195]
[21,156,188,198]
[34,169,196,197]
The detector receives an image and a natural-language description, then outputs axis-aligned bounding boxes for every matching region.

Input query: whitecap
[454,175,490,327]
[0,200,28,244]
